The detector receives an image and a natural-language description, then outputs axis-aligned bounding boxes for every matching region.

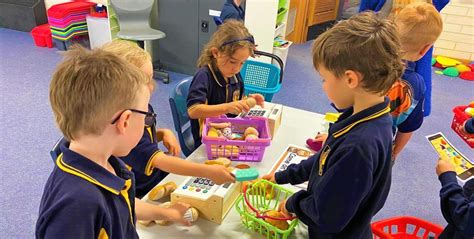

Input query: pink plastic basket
[202,116,271,162]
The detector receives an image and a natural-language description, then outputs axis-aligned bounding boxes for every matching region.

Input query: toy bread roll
[183,208,199,223]
[209,122,231,129]
[244,127,259,137]
[137,220,154,226]
[246,97,257,108]
[264,210,290,230]
[205,157,231,167]
[156,202,172,226]
[148,182,177,201]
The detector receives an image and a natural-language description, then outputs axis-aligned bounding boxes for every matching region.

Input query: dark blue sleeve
[36,196,106,238]
[285,146,374,233]
[125,131,161,176]
[274,153,318,185]
[220,5,242,21]
[433,0,450,11]
[187,70,210,108]
[464,118,474,134]
[397,97,424,133]
[359,0,386,12]
[439,172,474,238]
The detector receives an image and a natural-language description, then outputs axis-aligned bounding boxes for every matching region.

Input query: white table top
[137,106,325,239]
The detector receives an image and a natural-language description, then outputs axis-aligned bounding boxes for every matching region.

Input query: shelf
[274,23,286,38]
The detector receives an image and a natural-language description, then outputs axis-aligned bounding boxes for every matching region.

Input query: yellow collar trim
[333,106,391,138]
[208,64,237,87]
[56,154,120,195]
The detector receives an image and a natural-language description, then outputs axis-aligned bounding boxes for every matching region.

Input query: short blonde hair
[395,2,442,53]
[312,11,404,95]
[50,46,148,140]
[197,19,255,68]
[101,40,154,86]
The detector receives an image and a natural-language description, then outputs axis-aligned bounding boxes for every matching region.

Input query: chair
[50,136,67,162]
[169,77,195,157]
[111,0,170,83]
[240,50,284,101]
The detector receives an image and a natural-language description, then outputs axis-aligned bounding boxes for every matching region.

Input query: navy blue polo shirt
[36,141,138,239]
[388,61,425,133]
[220,0,245,22]
[187,64,244,148]
[120,104,168,198]
[275,98,393,239]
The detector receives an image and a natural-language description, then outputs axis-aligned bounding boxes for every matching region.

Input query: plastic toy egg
[465,107,474,117]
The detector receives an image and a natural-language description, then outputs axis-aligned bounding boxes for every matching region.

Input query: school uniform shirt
[439,173,474,239]
[36,141,138,239]
[220,0,245,22]
[120,104,168,198]
[275,98,393,239]
[388,61,425,134]
[187,64,244,149]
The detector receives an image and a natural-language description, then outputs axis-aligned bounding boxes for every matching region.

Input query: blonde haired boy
[36,47,190,238]
[389,2,443,160]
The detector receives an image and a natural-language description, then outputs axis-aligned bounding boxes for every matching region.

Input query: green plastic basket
[235,179,299,239]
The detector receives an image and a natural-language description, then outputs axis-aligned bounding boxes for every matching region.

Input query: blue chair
[169,77,195,157]
[241,50,284,101]
[50,137,67,162]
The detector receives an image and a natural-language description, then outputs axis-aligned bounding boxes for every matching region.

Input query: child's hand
[436,159,455,176]
[277,199,292,218]
[165,202,192,226]
[161,129,181,156]
[226,100,250,115]
[262,173,276,183]
[249,94,265,107]
[205,165,236,185]
[314,133,328,144]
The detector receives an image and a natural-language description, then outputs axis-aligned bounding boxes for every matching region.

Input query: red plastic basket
[31,24,53,48]
[451,105,474,148]
[202,116,271,162]
[372,216,444,239]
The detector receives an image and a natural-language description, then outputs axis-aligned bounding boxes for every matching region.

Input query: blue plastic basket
[241,51,284,102]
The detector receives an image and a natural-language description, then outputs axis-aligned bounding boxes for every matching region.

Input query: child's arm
[135,199,191,226]
[152,153,235,185]
[187,101,250,119]
[156,128,181,156]
[437,160,474,237]
[392,131,413,159]
[262,153,318,185]
[282,146,379,233]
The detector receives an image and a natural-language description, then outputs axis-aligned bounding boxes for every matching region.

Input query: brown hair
[394,2,442,54]
[197,19,255,68]
[49,46,148,140]
[101,39,155,88]
[312,11,404,95]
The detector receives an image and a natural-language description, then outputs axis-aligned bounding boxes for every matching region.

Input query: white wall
[434,0,474,61]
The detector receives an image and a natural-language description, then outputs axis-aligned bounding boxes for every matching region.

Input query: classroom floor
[1,27,473,238]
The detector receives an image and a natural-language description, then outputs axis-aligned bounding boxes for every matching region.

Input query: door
[286,0,309,43]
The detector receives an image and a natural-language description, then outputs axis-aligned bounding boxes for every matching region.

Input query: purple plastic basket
[202,116,271,162]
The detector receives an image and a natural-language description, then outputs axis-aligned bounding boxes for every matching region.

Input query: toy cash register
[171,176,241,224]
[240,102,283,139]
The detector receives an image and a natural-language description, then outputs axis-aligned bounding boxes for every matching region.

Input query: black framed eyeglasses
[220,35,255,48]
[111,109,157,127]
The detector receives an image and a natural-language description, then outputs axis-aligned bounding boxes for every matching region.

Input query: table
[137,106,325,239]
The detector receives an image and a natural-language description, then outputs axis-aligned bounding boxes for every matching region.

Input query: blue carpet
[0,27,473,237]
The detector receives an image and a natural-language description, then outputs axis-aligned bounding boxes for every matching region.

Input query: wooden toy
[263,210,290,230]
[240,102,283,139]
[171,176,241,224]
[204,157,231,167]
[246,97,257,108]
[235,168,259,182]
[148,182,177,201]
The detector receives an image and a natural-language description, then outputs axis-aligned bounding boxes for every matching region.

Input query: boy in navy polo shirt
[389,2,443,160]
[102,40,235,199]
[36,47,191,238]
[436,159,474,238]
[187,20,264,148]
[220,0,245,22]
[263,12,404,238]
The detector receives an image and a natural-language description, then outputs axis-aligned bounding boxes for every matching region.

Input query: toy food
[263,210,290,230]
[148,182,177,201]
[244,127,259,137]
[183,207,199,223]
[243,180,275,199]
[246,97,257,108]
[207,127,220,137]
[205,157,231,167]
[465,107,474,117]
[235,163,250,169]
[209,122,231,129]
[245,134,259,140]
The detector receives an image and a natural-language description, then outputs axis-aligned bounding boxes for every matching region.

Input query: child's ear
[211,47,219,58]
[344,70,361,89]
[115,110,132,135]
[419,44,433,58]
